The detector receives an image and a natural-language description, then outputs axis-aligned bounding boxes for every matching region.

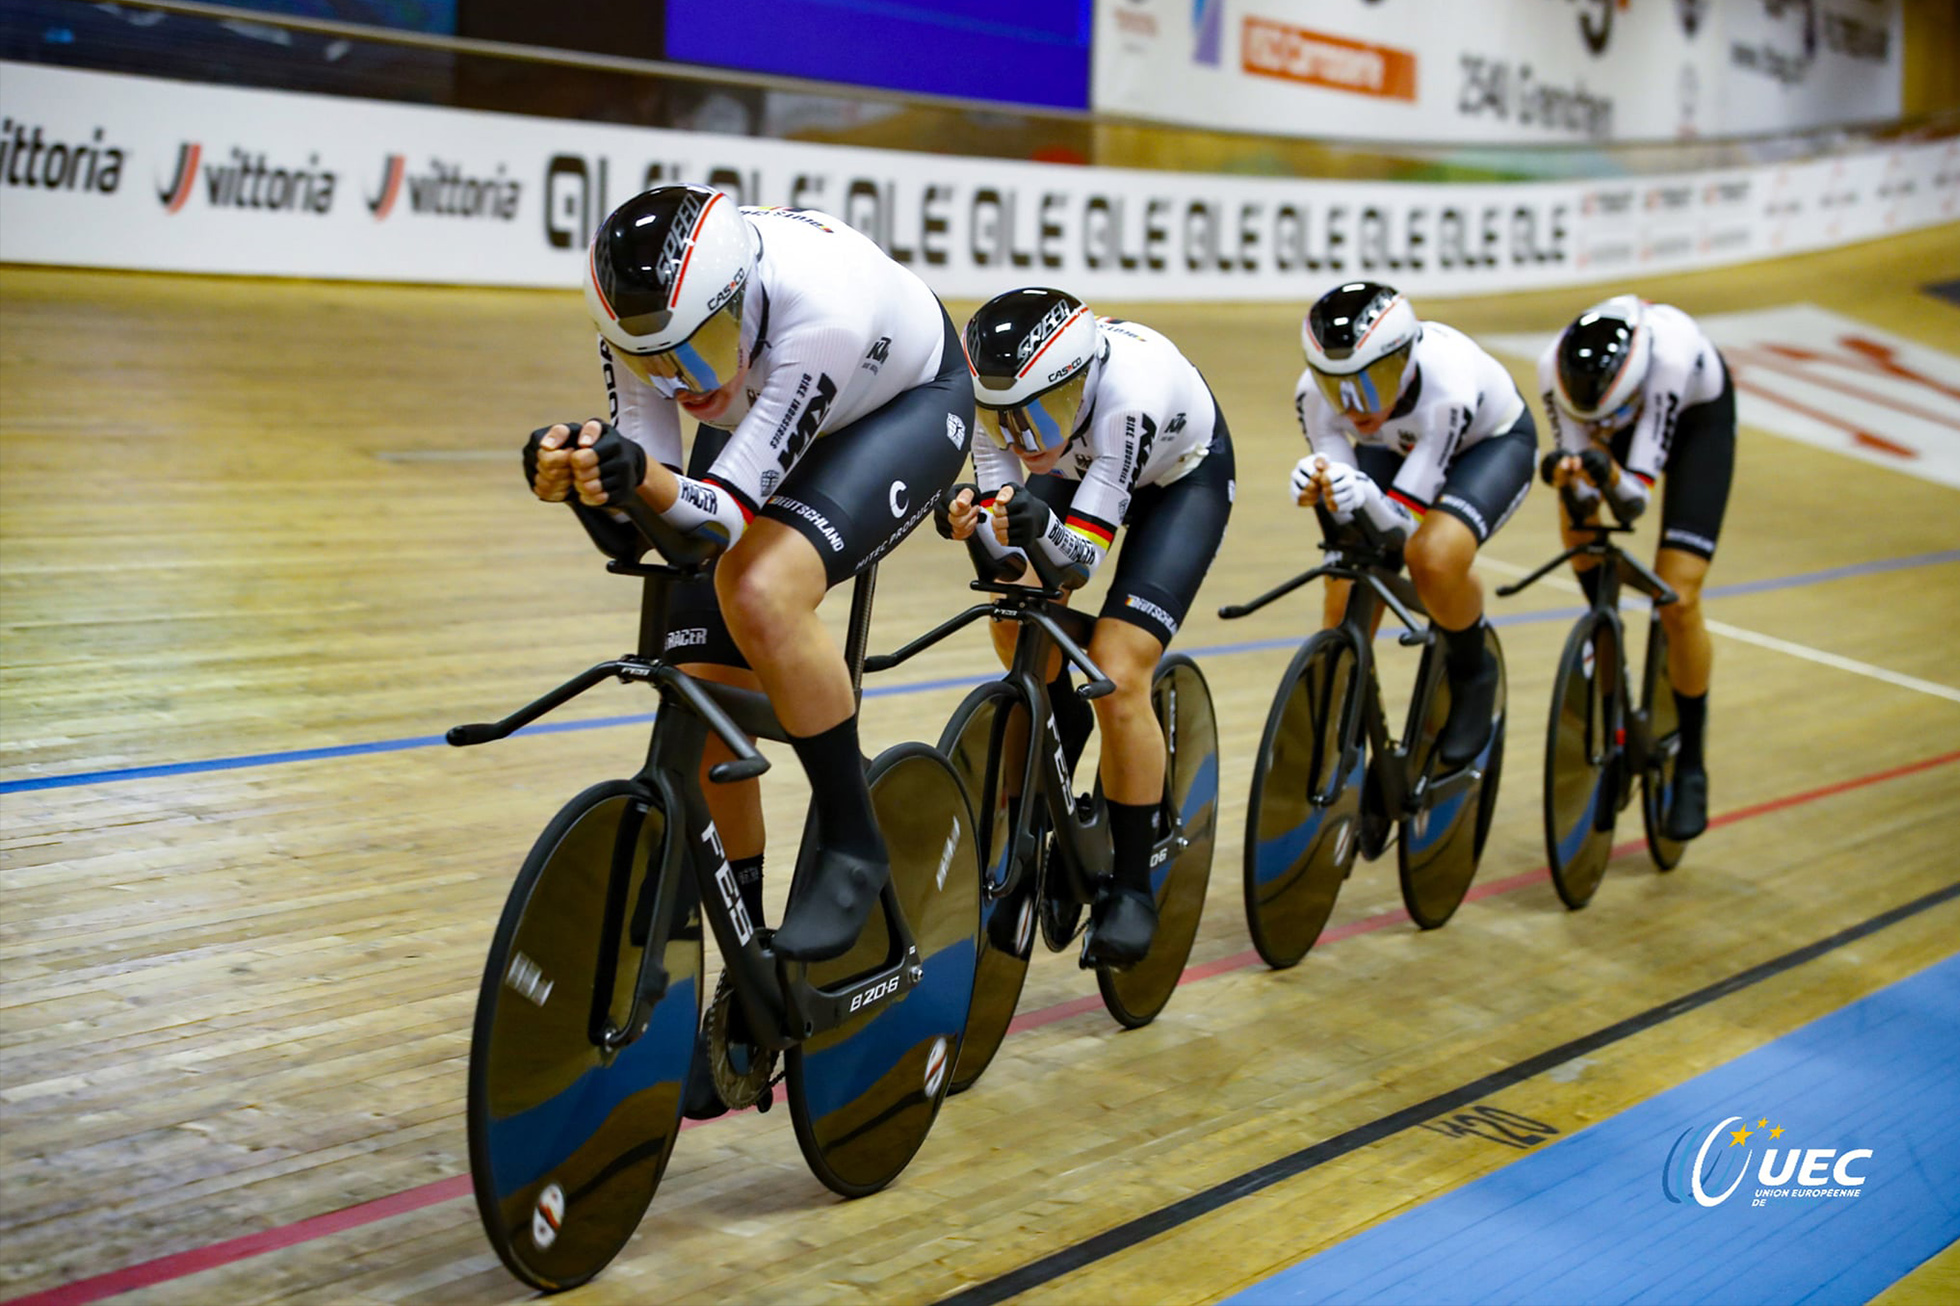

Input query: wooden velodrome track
[3,225,1957,1305]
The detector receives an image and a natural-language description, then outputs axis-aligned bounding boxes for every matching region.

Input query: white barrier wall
[1,62,1954,301]
[1096,0,1904,143]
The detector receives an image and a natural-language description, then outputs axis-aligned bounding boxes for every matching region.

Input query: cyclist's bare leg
[715,519,886,960]
[1558,494,1607,591]
[1653,546,1712,837]
[1405,512,1496,766]
[1653,547,1711,695]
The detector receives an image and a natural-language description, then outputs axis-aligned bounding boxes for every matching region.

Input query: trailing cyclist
[523,184,972,966]
[1539,295,1734,841]
[1291,280,1536,769]
[937,287,1235,969]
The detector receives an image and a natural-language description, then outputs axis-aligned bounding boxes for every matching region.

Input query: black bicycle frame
[1496,489,1679,772]
[862,538,1178,906]
[1219,526,1484,820]
[449,513,925,1060]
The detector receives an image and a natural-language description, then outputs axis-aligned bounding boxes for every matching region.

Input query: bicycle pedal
[755,1083,775,1115]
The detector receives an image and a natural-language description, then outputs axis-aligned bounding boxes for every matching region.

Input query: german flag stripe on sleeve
[1387,489,1429,517]
[702,474,758,523]
[1631,470,1656,487]
[1065,512,1116,548]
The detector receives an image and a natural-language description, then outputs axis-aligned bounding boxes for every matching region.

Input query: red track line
[9,748,1956,1306]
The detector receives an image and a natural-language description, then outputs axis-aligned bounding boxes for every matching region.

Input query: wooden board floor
[3,226,1958,1304]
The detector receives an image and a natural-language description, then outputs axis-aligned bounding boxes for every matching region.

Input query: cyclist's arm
[968,437,1030,573]
[667,321,864,553]
[600,338,684,471]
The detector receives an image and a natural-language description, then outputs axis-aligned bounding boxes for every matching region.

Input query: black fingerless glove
[999,490,1053,549]
[935,482,979,540]
[1578,446,1613,488]
[584,423,649,506]
[1539,449,1564,486]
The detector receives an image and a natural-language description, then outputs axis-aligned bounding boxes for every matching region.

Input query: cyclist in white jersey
[1291,281,1537,768]
[524,185,973,972]
[937,288,1235,967]
[1539,296,1735,840]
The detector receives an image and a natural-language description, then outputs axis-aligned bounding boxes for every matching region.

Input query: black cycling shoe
[681,1029,728,1121]
[773,847,889,962]
[1663,766,1710,841]
[1080,884,1157,971]
[1437,646,1499,769]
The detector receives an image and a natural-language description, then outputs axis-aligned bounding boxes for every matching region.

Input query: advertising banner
[1093,0,1903,144]
[1,61,1952,303]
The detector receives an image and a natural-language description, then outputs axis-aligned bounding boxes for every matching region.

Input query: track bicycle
[449,506,979,1292]
[864,540,1219,1091]
[1221,519,1507,969]
[1494,487,1685,908]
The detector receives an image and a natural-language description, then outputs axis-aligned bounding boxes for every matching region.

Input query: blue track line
[5,549,1954,796]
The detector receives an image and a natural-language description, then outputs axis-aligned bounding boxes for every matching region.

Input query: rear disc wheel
[1397,630,1506,929]
[787,744,979,1197]
[1098,655,1218,1028]
[1641,614,1688,871]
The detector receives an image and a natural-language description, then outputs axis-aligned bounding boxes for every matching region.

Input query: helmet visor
[1578,395,1642,436]
[1311,344,1412,417]
[616,297,743,397]
[976,371,1088,456]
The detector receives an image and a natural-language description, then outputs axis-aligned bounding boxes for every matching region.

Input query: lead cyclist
[523,184,972,971]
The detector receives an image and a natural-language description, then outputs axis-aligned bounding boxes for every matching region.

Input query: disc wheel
[1098,654,1218,1028]
[1243,631,1364,970]
[1397,629,1507,930]
[1543,613,1620,908]
[1641,613,1688,871]
[468,781,702,1293]
[936,681,1036,1095]
[787,743,979,1197]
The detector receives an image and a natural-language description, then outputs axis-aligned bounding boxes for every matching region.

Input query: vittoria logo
[366,155,520,221]
[1,120,125,194]
[158,143,336,215]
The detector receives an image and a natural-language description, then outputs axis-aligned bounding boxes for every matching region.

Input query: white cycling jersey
[971,316,1216,582]
[602,205,947,546]
[1295,320,1526,522]
[1538,302,1724,510]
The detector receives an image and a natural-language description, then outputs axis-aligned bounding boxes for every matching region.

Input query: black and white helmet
[964,287,1100,455]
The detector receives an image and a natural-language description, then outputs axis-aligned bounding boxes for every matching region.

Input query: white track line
[1475,556,1960,706]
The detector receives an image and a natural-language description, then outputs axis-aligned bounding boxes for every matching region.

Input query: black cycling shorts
[1028,405,1236,647]
[1355,407,1537,545]
[666,307,975,668]
[1611,358,1735,561]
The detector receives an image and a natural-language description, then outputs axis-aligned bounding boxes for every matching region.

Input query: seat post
[844,564,879,705]
[637,572,676,661]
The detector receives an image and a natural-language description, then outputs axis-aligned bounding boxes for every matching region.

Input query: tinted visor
[616,296,743,396]
[976,370,1088,455]
[1311,342,1412,416]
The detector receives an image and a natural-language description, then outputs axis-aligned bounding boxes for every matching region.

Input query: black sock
[789,716,883,857]
[1440,618,1486,680]
[1673,690,1707,771]
[731,854,764,926]
[1576,566,1602,607]
[1049,668,1093,772]
[1106,799,1159,898]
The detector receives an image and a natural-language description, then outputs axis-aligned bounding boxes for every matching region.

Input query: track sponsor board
[0,61,1952,301]
[1094,0,1902,143]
